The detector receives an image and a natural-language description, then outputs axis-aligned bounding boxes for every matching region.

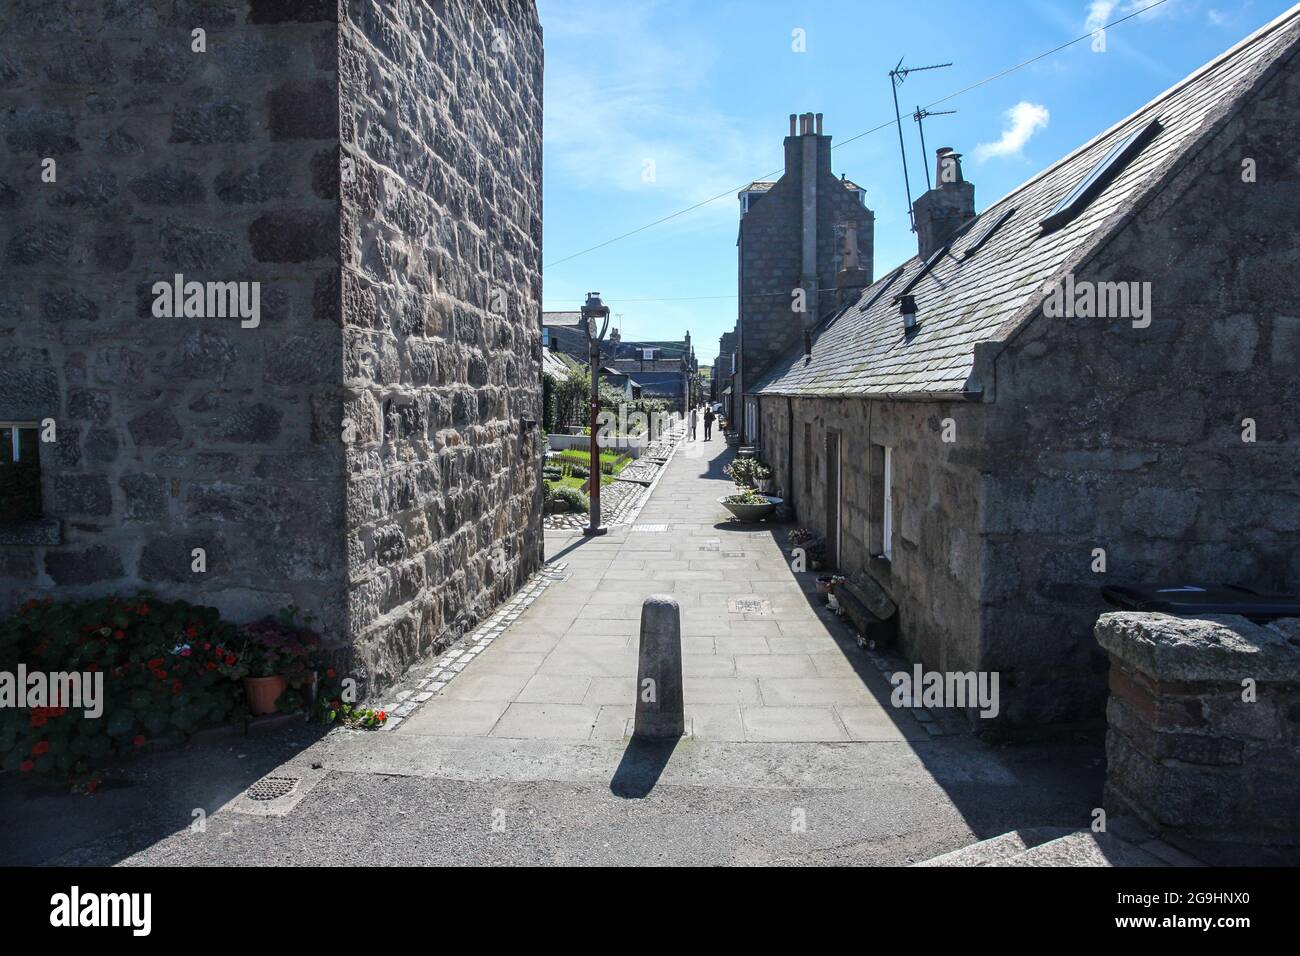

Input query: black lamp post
[581,292,617,536]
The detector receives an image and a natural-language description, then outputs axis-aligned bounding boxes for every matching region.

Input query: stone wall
[982,45,1300,723]
[1097,612,1300,863]
[0,0,347,628]
[0,0,545,697]
[338,0,544,690]
[757,395,985,680]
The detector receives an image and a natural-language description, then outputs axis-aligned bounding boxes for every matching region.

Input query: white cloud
[541,0,773,224]
[1086,0,1182,33]
[1086,0,1119,33]
[974,102,1051,161]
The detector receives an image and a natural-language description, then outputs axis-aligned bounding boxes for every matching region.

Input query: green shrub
[724,457,770,488]
[0,595,247,788]
[545,484,589,514]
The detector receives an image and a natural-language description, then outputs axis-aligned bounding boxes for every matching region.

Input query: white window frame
[1,422,38,463]
[882,445,894,561]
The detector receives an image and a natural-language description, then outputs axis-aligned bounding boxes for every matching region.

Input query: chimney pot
[935,147,964,186]
[789,113,797,136]
[815,113,823,135]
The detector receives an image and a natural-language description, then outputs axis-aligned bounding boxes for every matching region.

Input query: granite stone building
[732,111,875,442]
[0,0,545,694]
[749,13,1300,727]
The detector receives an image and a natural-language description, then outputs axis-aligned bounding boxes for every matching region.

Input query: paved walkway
[399,429,923,742]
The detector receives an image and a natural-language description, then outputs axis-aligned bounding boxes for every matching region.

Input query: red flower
[32,740,49,756]
[376,710,387,721]
[19,760,34,772]
[132,735,146,747]
[206,662,217,671]
[171,681,182,694]
[113,630,124,640]
[30,713,47,728]
[137,603,150,616]
[326,668,337,679]
[86,778,101,793]
[225,654,237,666]
[147,657,164,669]
[185,625,199,638]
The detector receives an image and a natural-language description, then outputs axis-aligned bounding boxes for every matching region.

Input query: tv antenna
[913,106,958,190]
[889,58,952,231]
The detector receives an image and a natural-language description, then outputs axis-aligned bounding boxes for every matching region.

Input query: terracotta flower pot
[243,676,287,716]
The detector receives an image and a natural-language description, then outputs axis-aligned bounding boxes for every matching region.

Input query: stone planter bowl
[719,495,782,522]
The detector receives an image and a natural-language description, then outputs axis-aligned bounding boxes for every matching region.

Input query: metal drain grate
[246,775,299,801]
[728,598,772,614]
[723,551,746,558]
[632,523,669,532]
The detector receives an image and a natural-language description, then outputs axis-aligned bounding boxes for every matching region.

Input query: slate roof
[542,349,579,380]
[542,311,584,327]
[755,8,1300,399]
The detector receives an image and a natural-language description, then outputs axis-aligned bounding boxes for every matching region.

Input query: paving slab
[397,431,917,744]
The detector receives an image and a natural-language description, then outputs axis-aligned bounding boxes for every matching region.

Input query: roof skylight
[1040,118,1162,232]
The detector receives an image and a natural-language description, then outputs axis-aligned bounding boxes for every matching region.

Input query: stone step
[914,827,1076,866]
[992,830,1170,867]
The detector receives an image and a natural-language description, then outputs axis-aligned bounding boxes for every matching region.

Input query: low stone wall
[1096,611,1300,862]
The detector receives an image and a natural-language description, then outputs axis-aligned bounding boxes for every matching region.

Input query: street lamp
[581,292,617,536]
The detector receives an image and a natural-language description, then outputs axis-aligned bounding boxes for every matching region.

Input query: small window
[1040,118,1161,232]
[0,423,42,524]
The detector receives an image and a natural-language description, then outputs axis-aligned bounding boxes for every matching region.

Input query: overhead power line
[542,0,1172,271]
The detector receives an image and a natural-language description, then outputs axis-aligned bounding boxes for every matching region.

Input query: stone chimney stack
[836,224,869,304]
[912,146,975,260]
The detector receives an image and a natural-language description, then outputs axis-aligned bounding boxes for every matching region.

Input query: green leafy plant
[326,702,388,729]
[0,594,247,789]
[544,484,589,513]
[722,488,771,505]
[233,607,322,688]
[723,457,769,488]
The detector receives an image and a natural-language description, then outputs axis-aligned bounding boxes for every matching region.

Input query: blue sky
[537,0,1292,364]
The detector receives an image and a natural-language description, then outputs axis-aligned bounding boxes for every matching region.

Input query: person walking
[703,407,715,441]
[689,404,698,440]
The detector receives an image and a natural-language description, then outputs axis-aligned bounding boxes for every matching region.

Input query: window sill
[0,517,60,546]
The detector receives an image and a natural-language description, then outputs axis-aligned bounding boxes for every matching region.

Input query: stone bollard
[634,595,685,739]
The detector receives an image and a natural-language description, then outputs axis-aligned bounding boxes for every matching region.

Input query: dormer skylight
[1040,118,1162,233]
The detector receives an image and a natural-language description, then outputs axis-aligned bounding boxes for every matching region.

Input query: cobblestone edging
[376,562,571,729]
